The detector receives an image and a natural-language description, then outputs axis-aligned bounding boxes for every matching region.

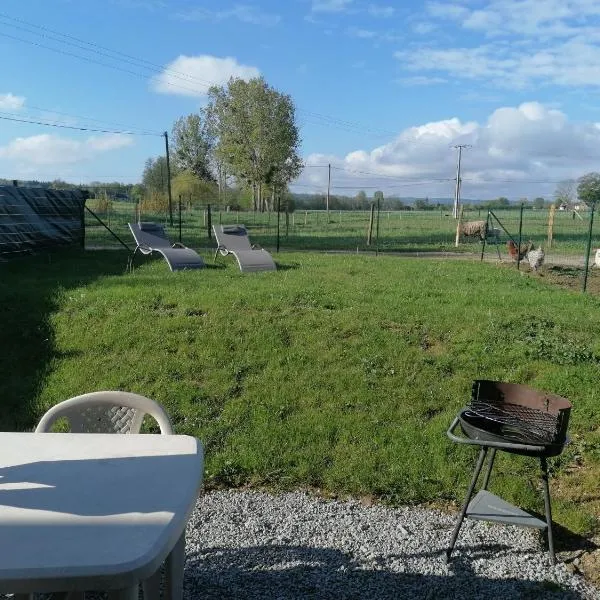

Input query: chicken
[506,240,532,261]
[526,245,545,272]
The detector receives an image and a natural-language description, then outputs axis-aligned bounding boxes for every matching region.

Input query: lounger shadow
[212,224,276,273]
[128,222,204,271]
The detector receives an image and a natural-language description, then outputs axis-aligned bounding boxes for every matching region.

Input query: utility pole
[164,131,174,226]
[452,145,470,219]
[326,163,331,220]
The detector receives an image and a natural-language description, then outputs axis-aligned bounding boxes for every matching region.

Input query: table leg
[165,533,185,600]
[107,585,139,600]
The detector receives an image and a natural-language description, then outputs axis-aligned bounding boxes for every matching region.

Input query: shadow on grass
[0,249,129,431]
[185,544,586,599]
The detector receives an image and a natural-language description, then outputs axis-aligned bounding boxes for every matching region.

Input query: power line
[24,104,161,136]
[0,11,403,140]
[0,113,161,135]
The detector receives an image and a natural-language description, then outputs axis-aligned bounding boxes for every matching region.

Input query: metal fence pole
[207,204,212,240]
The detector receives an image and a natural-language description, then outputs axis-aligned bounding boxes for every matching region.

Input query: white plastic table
[0,432,204,599]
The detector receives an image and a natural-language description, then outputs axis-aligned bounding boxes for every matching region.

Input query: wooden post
[455,205,464,247]
[304,210,308,225]
[367,203,375,246]
[326,163,331,221]
[583,203,596,293]
[547,205,555,248]
[517,203,524,271]
[163,131,174,226]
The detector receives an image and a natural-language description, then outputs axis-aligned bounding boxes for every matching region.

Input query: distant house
[573,202,590,212]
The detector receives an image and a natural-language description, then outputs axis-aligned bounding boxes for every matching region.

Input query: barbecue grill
[446,380,571,565]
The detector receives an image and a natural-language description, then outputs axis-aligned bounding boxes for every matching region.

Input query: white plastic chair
[35,391,174,435]
[34,391,183,600]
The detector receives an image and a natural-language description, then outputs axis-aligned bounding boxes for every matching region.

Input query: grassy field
[85,200,600,257]
[1,248,600,541]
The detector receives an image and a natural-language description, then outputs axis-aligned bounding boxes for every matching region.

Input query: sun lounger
[212,224,276,273]
[128,222,204,271]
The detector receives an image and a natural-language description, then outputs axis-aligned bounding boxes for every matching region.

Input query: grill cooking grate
[464,400,559,445]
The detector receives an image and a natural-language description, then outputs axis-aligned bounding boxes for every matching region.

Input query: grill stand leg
[481,448,496,491]
[540,456,556,566]
[446,446,488,563]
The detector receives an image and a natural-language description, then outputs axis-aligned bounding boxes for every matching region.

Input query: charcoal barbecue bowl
[457,409,565,457]
[454,380,572,457]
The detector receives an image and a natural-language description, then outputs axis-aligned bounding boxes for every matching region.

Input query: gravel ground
[184,490,600,600]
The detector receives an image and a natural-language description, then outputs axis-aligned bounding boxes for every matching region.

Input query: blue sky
[2,0,600,199]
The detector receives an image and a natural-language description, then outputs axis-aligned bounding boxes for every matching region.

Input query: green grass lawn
[1,248,600,538]
[86,201,600,257]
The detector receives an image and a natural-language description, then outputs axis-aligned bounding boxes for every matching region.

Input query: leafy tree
[577,172,600,208]
[171,170,218,208]
[414,198,430,210]
[355,190,368,209]
[207,77,302,212]
[142,156,169,193]
[554,179,576,207]
[171,112,215,182]
[532,197,545,209]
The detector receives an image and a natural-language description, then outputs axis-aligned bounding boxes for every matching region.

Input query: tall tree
[355,190,368,209]
[171,112,215,182]
[142,156,169,193]
[577,172,600,208]
[554,179,576,207]
[207,77,302,211]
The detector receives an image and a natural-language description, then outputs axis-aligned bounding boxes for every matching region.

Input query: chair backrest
[35,391,174,434]
[129,222,172,249]
[213,224,253,251]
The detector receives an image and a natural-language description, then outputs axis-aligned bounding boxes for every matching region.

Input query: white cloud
[347,27,377,39]
[413,22,437,34]
[426,0,600,38]
[0,93,25,110]
[297,102,600,199]
[396,39,600,89]
[425,2,469,20]
[311,0,353,13]
[0,133,133,166]
[396,75,448,86]
[367,4,395,17]
[151,55,260,97]
[175,4,281,26]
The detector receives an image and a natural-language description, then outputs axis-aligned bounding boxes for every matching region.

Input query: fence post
[207,204,212,240]
[375,197,381,256]
[583,203,596,293]
[517,203,524,270]
[178,195,182,244]
[455,205,464,247]
[367,203,375,246]
[547,205,555,248]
